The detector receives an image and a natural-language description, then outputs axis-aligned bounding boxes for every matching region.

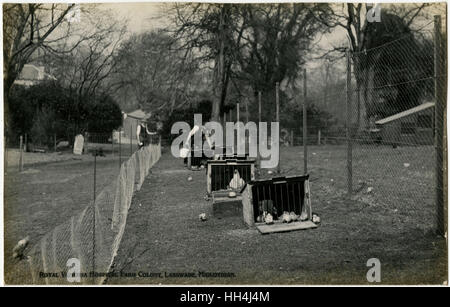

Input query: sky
[98,2,348,69]
[97,2,443,58]
[77,1,444,79]
[100,2,168,33]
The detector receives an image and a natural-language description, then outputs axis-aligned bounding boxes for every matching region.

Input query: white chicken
[299,211,308,221]
[12,236,29,260]
[264,213,274,225]
[229,170,245,190]
[312,213,321,224]
[289,211,298,222]
[282,211,292,223]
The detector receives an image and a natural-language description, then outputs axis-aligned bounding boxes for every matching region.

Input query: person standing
[137,120,158,149]
[136,120,150,149]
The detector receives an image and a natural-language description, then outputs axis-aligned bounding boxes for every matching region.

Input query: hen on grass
[12,236,29,260]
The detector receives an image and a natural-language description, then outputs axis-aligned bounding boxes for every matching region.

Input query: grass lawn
[107,145,447,285]
[3,151,131,284]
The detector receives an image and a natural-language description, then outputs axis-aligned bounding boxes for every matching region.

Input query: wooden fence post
[303,69,308,174]
[111,131,114,156]
[5,137,8,170]
[237,102,240,151]
[434,15,445,236]
[346,50,353,196]
[245,97,249,123]
[276,82,280,173]
[19,135,23,172]
[257,91,262,167]
[84,132,89,154]
[119,130,122,167]
[237,102,240,122]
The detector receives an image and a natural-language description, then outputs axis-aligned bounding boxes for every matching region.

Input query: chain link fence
[5,140,161,285]
[297,15,447,236]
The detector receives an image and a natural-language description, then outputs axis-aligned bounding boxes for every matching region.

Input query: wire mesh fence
[5,141,161,285]
[299,15,447,236]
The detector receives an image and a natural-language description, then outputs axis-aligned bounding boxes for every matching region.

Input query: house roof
[126,109,150,120]
[375,102,435,125]
[17,64,56,81]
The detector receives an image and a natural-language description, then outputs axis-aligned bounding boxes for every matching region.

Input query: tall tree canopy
[170,3,332,122]
[112,30,202,114]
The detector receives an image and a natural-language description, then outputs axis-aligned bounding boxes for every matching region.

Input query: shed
[122,109,150,139]
[375,102,435,145]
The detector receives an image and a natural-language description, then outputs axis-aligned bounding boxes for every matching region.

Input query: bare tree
[236,3,330,118]
[168,3,245,121]
[44,8,127,100]
[112,30,201,115]
[313,3,431,129]
[3,3,76,124]
[169,3,330,122]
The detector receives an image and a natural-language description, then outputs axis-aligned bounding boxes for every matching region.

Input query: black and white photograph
[1,1,448,288]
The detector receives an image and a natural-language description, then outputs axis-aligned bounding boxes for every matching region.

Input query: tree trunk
[211,6,226,122]
[3,69,17,139]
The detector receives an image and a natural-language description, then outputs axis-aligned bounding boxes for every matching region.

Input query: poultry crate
[241,175,317,234]
[187,145,236,169]
[206,159,256,195]
[216,152,249,160]
[207,158,256,218]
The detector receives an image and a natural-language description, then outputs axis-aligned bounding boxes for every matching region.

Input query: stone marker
[73,134,84,155]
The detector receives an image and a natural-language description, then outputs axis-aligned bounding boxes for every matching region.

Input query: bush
[29,107,57,148]
[160,99,212,141]
[8,82,72,146]
[281,102,334,134]
[7,82,123,147]
[85,94,123,133]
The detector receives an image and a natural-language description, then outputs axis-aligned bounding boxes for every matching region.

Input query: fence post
[92,150,97,283]
[257,91,262,167]
[245,97,249,123]
[5,137,8,170]
[258,91,262,124]
[119,130,122,167]
[290,129,294,147]
[237,102,240,151]
[434,15,445,236]
[84,132,89,155]
[276,82,280,173]
[111,131,114,157]
[130,125,133,155]
[318,130,321,146]
[237,102,240,122]
[346,50,353,196]
[303,69,308,174]
[19,135,23,172]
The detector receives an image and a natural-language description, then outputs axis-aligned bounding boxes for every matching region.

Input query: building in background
[122,109,151,139]
[375,102,435,146]
[14,64,56,87]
